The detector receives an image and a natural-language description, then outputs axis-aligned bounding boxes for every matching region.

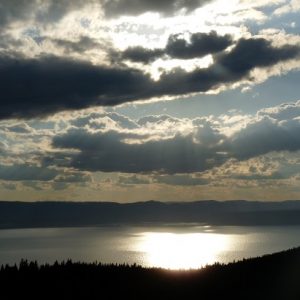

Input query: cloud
[118,175,151,185]
[50,100,300,174]
[0,144,90,183]
[1,182,17,190]
[0,55,153,119]
[231,172,284,181]
[216,37,300,76]
[0,141,8,153]
[0,0,212,30]
[1,37,299,119]
[0,0,86,29]
[228,115,300,160]
[52,127,226,173]
[153,38,299,97]
[121,47,164,64]
[166,31,233,59]
[121,31,233,63]
[102,0,212,17]
[70,111,139,129]
[153,174,209,186]
[137,114,182,126]
[117,173,210,186]
[0,0,36,27]
[51,36,101,54]
[0,164,58,181]
[257,100,300,120]
[273,0,300,15]
[51,181,69,190]
[0,100,299,192]
[4,123,33,134]
[22,181,45,191]
[0,0,93,26]
[54,172,91,183]
[211,151,300,184]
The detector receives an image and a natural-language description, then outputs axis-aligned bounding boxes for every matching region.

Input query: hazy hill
[1,200,300,228]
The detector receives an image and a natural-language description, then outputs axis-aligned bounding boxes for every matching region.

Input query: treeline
[1,247,300,299]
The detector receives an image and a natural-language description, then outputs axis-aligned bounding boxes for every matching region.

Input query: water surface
[1,225,300,269]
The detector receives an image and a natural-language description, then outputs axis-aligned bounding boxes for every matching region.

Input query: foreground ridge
[1,247,300,300]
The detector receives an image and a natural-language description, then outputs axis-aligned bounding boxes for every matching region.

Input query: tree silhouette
[1,247,300,299]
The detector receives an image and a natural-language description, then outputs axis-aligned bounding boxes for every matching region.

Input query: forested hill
[1,247,300,300]
[1,200,300,228]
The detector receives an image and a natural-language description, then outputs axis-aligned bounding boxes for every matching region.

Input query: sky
[0,0,300,202]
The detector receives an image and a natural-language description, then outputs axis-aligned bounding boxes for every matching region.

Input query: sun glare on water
[137,232,230,270]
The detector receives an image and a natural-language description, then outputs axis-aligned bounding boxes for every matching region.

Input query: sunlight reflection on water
[136,232,231,269]
[1,226,300,268]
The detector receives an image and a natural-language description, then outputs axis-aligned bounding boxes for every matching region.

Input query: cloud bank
[0,37,299,119]
[50,101,300,174]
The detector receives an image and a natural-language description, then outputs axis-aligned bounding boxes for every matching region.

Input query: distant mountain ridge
[1,200,300,229]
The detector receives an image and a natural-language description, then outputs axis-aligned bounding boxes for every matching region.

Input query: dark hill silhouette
[1,247,300,300]
[1,200,300,228]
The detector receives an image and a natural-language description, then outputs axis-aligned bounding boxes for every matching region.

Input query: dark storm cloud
[0,38,299,119]
[120,31,233,63]
[102,0,212,17]
[0,55,154,119]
